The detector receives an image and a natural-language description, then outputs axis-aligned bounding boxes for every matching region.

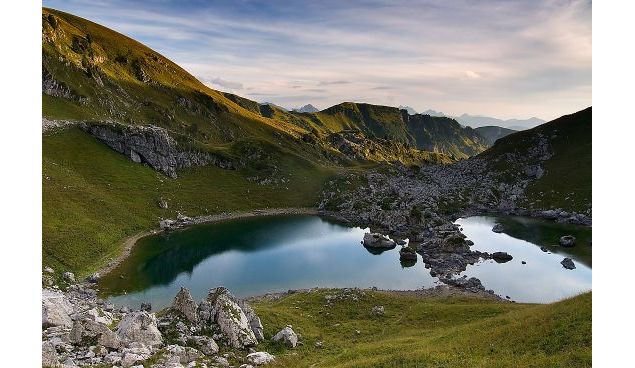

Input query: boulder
[70,318,121,349]
[491,251,513,263]
[140,302,152,312]
[246,351,275,365]
[272,325,298,348]
[399,247,417,261]
[88,272,100,283]
[116,311,163,348]
[371,305,385,316]
[165,344,202,364]
[239,300,265,341]
[190,335,219,355]
[42,341,59,367]
[198,287,257,349]
[362,233,396,248]
[42,289,73,328]
[62,271,76,283]
[172,287,198,323]
[559,235,576,247]
[491,224,504,233]
[561,257,576,270]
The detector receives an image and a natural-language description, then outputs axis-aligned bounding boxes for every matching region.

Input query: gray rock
[172,287,198,323]
[165,344,201,363]
[561,257,576,270]
[491,224,504,233]
[362,233,396,248]
[62,272,76,283]
[140,302,152,312]
[491,251,513,263]
[70,318,121,349]
[239,300,265,342]
[42,289,73,328]
[88,272,100,283]
[399,247,417,261]
[246,351,275,365]
[559,235,576,247]
[190,335,219,355]
[42,341,59,367]
[272,325,298,348]
[198,287,257,349]
[371,305,385,316]
[116,311,163,348]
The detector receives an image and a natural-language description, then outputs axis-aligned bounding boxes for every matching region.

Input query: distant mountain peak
[398,105,418,115]
[292,104,319,113]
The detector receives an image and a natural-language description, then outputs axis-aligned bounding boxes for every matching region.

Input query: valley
[40,6,592,368]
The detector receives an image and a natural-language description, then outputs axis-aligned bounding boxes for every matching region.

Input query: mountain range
[397,106,545,130]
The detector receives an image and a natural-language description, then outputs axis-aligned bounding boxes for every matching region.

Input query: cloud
[43,0,591,120]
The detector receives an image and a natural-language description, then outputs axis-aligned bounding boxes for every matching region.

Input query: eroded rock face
[81,122,234,178]
[172,287,198,323]
[70,318,121,349]
[199,287,257,349]
[116,311,163,348]
[239,300,265,342]
[42,289,73,328]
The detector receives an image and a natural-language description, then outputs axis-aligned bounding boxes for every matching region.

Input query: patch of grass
[253,290,591,367]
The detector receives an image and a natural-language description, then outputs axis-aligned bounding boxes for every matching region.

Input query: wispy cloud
[43,0,591,120]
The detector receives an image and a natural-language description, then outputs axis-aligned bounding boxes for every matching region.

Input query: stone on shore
[363,233,396,248]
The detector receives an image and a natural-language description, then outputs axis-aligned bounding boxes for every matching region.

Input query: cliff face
[81,123,234,178]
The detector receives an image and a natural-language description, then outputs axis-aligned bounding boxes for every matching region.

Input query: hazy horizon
[43,0,591,121]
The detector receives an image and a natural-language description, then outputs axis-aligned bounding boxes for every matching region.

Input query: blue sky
[43,0,591,120]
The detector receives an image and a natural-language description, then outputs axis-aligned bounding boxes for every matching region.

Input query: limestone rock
[362,233,396,248]
[198,287,257,349]
[272,325,298,348]
[246,351,275,365]
[42,289,73,328]
[172,287,199,323]
[70,319,121,349]
[116,311,163,348]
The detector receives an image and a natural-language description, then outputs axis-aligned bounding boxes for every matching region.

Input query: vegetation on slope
[482,107,592,213]
[252,289,591,367]
[474,126,517,146]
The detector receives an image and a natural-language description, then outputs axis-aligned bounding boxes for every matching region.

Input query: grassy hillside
[252,290,591,367]
[482,107,592,213]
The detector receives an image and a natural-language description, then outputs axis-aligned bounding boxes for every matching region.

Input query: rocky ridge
[80,122,235,178]
[42,276,287,368]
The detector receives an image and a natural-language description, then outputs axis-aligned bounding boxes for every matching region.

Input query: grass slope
[483,107,591,213]
[252,290,591,367]
[43,128,334,276]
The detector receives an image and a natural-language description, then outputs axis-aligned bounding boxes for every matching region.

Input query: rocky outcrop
[81,122,234,178]
[172,287,198,323]
[199,287,258,349]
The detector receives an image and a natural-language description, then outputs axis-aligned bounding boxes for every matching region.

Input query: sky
[43,0,591,121]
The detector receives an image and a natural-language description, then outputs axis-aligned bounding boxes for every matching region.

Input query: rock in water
[172,287,199,323]
[492,224,504,233]
[559,235,576,247]
[399,246,418,261]
[491,251,513,263]
[363,233,396,248]
[198,287,257,349]
[246,351,276,365]
[561,257,576,270]
[272,325,298,348]
[42,289,73,328]
[116,311,163,348]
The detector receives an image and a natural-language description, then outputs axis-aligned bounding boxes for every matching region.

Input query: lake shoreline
[98,207,320,278]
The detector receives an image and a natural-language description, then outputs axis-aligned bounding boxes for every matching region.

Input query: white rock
[42,289,73,328]
[246,351,275,365]
[272,325,298,348]
[116,311,163,348]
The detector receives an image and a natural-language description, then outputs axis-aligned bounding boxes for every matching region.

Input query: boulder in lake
[116,311,163,348]
[492,224,504,233]
[491,251,513,263]
[399,246,417,261]
[561,257,576,270]
[559,235,576,247]
[272,325,298,348]
[363,233,396,248]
